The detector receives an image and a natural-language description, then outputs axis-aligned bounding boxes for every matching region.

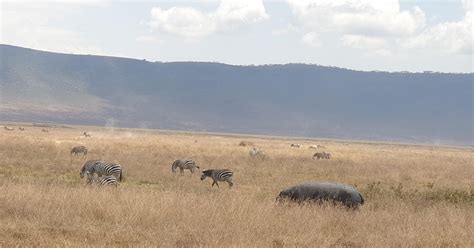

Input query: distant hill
[1,44,472,145]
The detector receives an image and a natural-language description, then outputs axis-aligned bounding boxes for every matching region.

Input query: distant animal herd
[72,139,362,208]
[5,126,363,208]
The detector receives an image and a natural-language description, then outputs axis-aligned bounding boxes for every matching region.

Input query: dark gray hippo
[277,182,364,208]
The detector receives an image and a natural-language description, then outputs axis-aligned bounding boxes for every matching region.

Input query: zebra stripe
[200,169,234,188]
[171,159,200,174]
[96,176,119,187]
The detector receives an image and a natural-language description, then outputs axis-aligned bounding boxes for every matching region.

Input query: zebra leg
[180,168,184,174]
[225,178,233,188]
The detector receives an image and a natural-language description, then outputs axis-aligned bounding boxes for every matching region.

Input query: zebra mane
[202,170,212,176]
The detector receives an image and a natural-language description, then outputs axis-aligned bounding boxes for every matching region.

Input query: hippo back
[278,182,364,208]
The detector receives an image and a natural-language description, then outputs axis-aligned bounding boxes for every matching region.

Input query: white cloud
[341,35,388,49]
[403,1,472,54]
[148,7,216,37]
[287,0,426,50]
[288,0,425,37]
[301,32,321,47]
[146,0,268,38]
[136,35,161,43]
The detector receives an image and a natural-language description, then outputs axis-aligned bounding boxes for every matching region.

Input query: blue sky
[1,0,472,72]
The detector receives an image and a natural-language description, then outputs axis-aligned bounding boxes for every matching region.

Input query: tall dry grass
[0,126,473,247]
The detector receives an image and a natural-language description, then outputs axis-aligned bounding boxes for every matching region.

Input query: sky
[1,0,473,73]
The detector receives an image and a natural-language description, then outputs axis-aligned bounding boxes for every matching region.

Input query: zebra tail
[119,170,123,182]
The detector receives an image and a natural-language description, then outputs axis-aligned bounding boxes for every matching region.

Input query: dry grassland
[0,125,473,247]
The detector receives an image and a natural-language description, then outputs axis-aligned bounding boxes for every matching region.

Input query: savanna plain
[0,124,472,247]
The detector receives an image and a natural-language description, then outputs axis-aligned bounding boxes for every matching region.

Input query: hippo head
[276,190,293,203]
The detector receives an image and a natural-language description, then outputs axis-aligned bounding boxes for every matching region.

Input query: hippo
[276,182,364,208]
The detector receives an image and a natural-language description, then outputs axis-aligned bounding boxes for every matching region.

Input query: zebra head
[80,167,86,178]
[79,164,90,178]
[200,170,212,180]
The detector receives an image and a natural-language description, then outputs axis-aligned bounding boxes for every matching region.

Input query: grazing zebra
[171,159,200,174]
[41,129,49,133]
[313,152,331,160]
[70,145,88,156]
[80,160,123,183]
[4,126,14,131]
[18,127,25,131]
[95,175,119,187]
[200,169,234,188]
[290,143,302,148]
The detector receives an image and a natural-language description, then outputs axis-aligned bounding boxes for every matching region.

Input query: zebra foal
[171,159,200,174]
[200,169,234,188]
[95,175,119,187]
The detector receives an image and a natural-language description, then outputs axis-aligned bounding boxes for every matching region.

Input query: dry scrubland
[0,125,473,247]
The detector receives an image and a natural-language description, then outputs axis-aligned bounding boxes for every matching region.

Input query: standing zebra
[171,159,200,174]
[80,160,123,183]
[71,145,88,156]
[200,169,234,188]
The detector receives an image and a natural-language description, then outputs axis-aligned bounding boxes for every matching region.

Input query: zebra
[18,127,25,131]
[200,169,234,188]
[95,175,119,187]
[313,152,331,160]
[171,159,200,174]
[290,143,302,148]
[4,126,14,131]
[83,132,91,137]
[80,160,123,183]
[71,145,88,156]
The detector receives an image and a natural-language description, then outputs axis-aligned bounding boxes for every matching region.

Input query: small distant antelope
[41,129,49,133]
[308,145,324,149]
[18,127,25,131]
[83,132,91,138]
[249,147,266,159]
[290,143,302,148]
[4,126,14,131]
